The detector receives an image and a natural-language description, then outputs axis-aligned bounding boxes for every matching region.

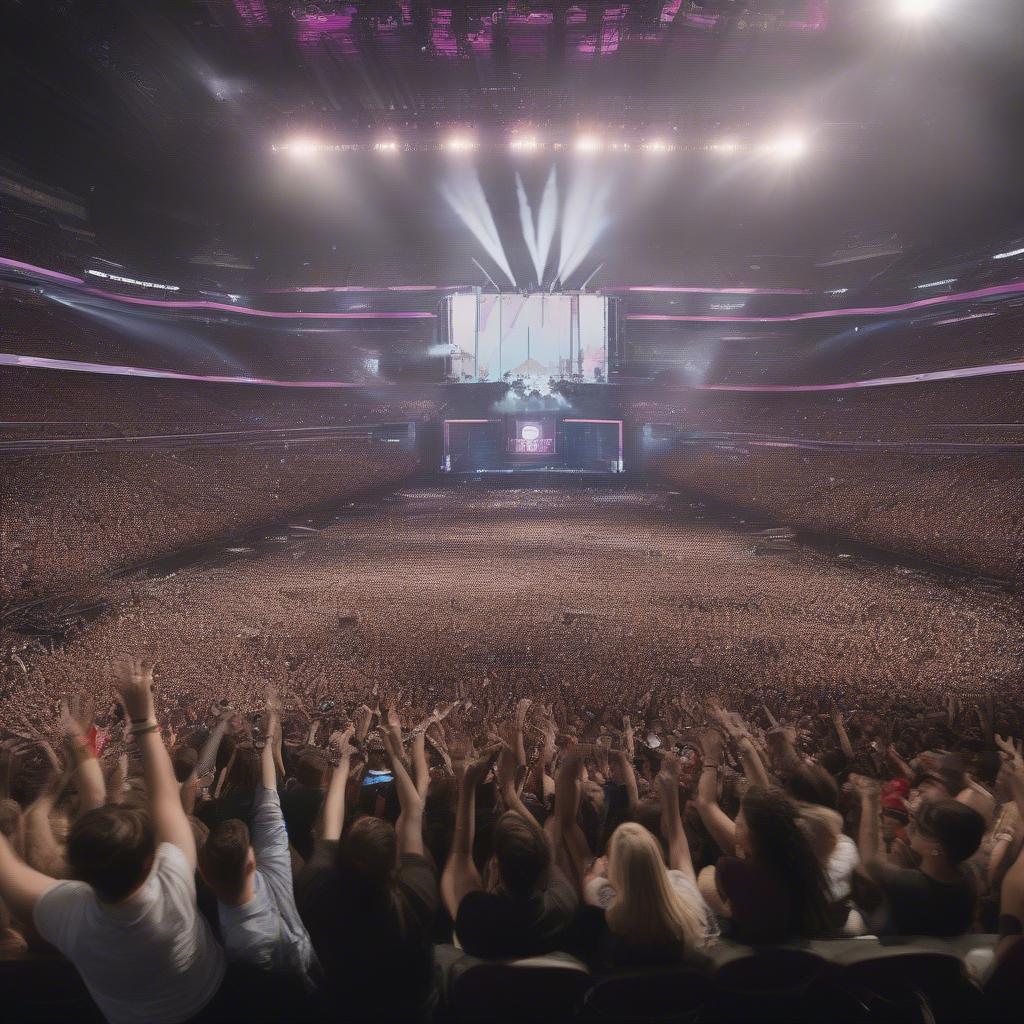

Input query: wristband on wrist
[129,722,159,737]
[130,716,153,725]
[69,742,97,763]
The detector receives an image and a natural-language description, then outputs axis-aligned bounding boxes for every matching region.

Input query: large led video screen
[444,291,609,382]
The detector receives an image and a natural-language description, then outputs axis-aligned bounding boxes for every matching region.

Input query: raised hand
[353,704,375,744]
[656,752,680,794]
[385,702,403,737]
[329,725,357,761]
[622,715,635,761]
[265,681,282,716]
[59,694,95,740]
[995,734,1023,769]
[464,743,502,787]
[112,658,156,721]
[849,773,881,799]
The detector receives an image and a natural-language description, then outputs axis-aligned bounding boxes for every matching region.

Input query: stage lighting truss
[268,131,816,158]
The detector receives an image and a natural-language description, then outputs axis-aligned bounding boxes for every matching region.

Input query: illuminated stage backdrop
[443,290,610,381]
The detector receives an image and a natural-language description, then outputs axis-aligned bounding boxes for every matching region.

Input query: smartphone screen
[362,771,394,787]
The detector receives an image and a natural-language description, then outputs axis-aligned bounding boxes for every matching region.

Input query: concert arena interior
[2,3,1024,1023]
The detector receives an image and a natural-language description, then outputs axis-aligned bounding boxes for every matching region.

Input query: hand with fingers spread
[59,694,96,741]
[112,657,156,723]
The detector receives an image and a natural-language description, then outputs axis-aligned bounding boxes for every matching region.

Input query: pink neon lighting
[0,256,84,285]
[0,353,360,388]
[616,285,812,295]
[6,255,1024,324]
[77,289,434,319]
[263,285,466,293]
[627,279,1024,323]
[4,352,1024,393]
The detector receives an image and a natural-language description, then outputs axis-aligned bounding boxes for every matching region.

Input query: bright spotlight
[707,139,741,155]
[764,134,807,160]
[575,135,603,153]
[510,136,539,153]
[373,140,399,154]
[894,0,943,20]
[274,138,336,158]
[445,136,477,153]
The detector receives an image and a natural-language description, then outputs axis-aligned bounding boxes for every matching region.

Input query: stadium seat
[581,965,716,1023]
[824,942,979,1024]
[450,951,592,1024]
[710,945,833,1023]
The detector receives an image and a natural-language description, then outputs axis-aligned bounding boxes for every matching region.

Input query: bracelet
[130,716,152,725]
[702,763,719,771]
[129,723,159,737]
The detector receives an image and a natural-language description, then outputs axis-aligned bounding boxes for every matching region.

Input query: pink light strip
[691,360,1024,392]
[3,352,1024,392]
[627,279,1024,323]
[78,288,434,319]
[263,285,467,293]
[614,285,812,295]
[0,353,360,388]
[0,256,84,285]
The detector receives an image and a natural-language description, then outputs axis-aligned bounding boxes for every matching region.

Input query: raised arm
[850,773,886,864]
[384,706,426,858]
[531,718,557,805]
[831,710,856,762]
[884,744,914,782]
[711,702,771,791]
[194,708,231,784]
[610,746,639,814]
[23,744,70,878]
[441,742,500,919]
[59,696,105,815]
[497,743,546,841]
[114,658,196,866]
[693,731,737,856]
[0,832,58,928]
[513,698,532,773]
[657,754,695,883]
[549,747,591,890]
[411,728,430,801]
[320,727,355,841]
[995,735,1024,821]
[260,687,281,792]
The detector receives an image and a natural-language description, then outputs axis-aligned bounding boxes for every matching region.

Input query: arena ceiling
[3,1,1024,272]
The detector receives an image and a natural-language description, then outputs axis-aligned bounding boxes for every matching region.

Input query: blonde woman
[582,756,716,971]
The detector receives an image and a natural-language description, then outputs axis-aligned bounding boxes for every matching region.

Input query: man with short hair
[0,658,224,1024]
[198,688,317,985]
[852,775,986,937]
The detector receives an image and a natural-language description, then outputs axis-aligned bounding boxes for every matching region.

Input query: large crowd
[1,654,1023,1022]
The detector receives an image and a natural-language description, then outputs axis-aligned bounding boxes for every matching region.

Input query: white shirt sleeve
[32,881,92,955]
[250,786,292,888]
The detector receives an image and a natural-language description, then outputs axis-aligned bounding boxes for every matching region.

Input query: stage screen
[444,291,609,382]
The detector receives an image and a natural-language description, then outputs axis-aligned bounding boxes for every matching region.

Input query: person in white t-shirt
[0,657,224,1024]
